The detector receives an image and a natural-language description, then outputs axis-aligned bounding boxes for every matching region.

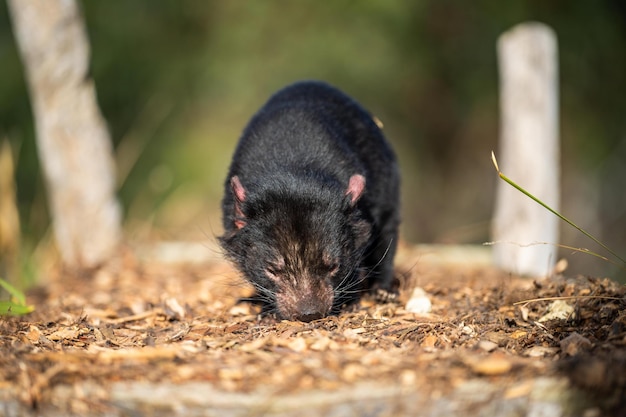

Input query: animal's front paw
[374,288,399,303]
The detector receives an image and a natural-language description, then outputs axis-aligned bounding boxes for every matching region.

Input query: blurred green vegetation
[0,1,624,281]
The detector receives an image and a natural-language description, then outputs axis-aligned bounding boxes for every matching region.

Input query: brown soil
[1,242,625,416]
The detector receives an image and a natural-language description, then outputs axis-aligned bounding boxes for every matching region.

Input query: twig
[514,295,623,306]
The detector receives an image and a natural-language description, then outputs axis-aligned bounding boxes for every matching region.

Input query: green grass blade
[0,301,34,315]
[0,277,34,316]
[491,151,626,267]
[0,277,27,305]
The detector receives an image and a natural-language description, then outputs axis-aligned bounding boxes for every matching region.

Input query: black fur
[219,81,400,321]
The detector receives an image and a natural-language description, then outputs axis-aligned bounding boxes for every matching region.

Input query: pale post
[492,22,560,277]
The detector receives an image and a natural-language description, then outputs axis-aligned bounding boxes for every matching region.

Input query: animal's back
[227,81,399,224]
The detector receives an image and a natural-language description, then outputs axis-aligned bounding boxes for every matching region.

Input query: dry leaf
[309,336,331,352]
[47,326,81,341]
[24,325,42,342]
[469,353,513,376]
[510,330,528,340]
[538,300,575,323]
[286,337,308,353]
[162,297,186,319]
[421,334,438,348]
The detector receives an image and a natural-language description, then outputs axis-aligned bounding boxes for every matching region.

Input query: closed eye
[265,268,277,281]
[326,261,339,276]
[266,258,285,281]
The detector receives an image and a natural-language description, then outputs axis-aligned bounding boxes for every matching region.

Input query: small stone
[477,340,499,352]
[461,325,475,336]
[405,287,432,314]
[524,346,558,358]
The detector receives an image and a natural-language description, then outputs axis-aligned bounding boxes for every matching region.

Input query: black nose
[295,301,325,322]
[297,311,323,322]
[292,298,328,322]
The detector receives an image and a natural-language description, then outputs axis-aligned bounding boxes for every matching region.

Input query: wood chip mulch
[0,243,625,415]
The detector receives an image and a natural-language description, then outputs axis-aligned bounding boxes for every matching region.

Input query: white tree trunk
[492,22,560,277]
[0,140,20,281]
[7,0,121,268]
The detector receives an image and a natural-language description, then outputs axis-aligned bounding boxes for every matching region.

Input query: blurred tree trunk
[0,140,20,281]
[7,0,121,268]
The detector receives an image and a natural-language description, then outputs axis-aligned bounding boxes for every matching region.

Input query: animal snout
[297,310,324,322]
[294,299,327,322]
[275,281,334,322]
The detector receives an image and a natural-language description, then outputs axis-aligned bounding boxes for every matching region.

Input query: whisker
[369,238,394,271]
[333,237,394,307]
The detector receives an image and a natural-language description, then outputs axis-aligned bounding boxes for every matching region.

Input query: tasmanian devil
[219,81,400,322]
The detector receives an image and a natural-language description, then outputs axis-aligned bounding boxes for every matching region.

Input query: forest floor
[1,242,625,417]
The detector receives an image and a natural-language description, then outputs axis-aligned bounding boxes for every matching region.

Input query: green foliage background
[1,1,625,280]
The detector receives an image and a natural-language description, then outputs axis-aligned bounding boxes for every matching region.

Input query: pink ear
[346,174,365,205]
[230,176,247,229]
[231,176,246,203]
